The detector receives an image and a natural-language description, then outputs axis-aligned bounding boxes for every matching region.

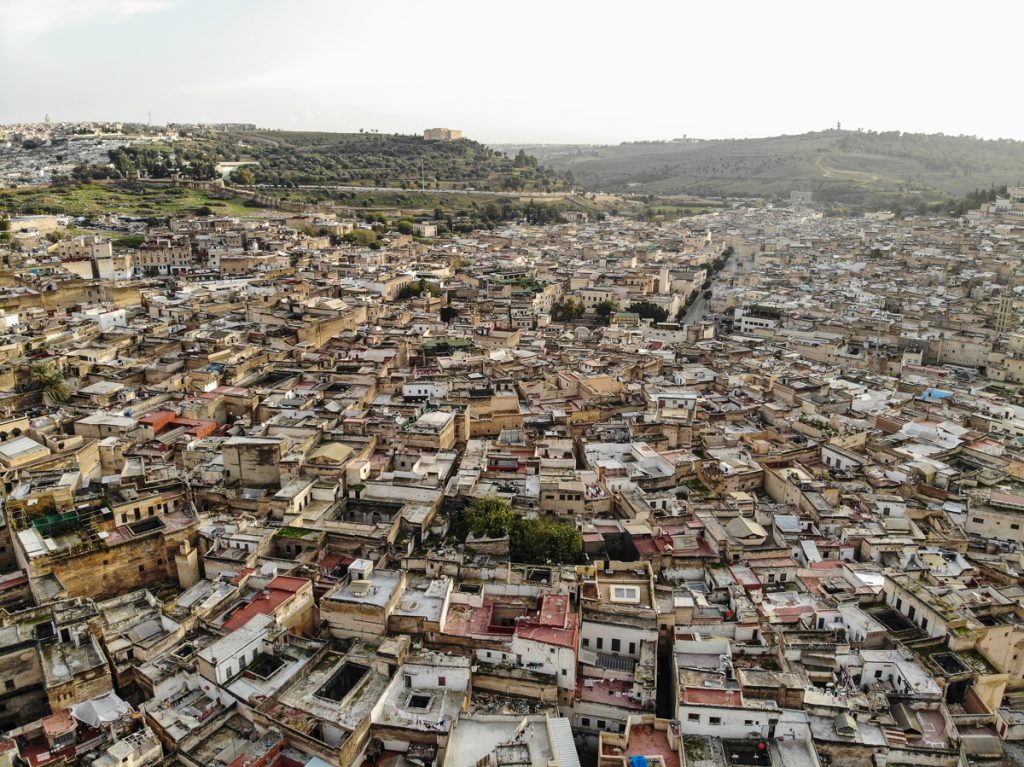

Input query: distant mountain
[492,130,1024,207]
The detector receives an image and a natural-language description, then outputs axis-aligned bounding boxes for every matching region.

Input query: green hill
[495,130,1024,208]
[183,130,568,192]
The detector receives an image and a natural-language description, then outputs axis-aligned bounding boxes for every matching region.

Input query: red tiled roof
[223,582,301,631]
[267,575,310,593]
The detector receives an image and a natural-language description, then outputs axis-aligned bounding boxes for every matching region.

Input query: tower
[175,540,201,588]
[996,290,1015,333]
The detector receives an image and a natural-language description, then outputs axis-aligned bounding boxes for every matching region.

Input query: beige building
[137,238,193,275]
[321,560,408,640]
[424,128,463,141]
[403,410,457,450]
[52,234,112,260]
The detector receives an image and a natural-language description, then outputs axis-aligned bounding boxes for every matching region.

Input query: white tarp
[70,691,132,728]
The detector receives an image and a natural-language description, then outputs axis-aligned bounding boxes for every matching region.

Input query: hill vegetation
[66,130,569,192]
[496,130,1024,208]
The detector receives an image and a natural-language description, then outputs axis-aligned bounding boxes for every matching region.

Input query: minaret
[995,290,1015,333]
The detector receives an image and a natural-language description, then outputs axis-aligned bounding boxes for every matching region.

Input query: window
[582,638,589,648]
[921,618,928,630]
[688,713,700,722]
[610,586,641,604]
[562,669,567,676]
[745,720,755,726]
[597,720,606,730]
[438,676,446,687]
[596,638,603,650]
[581,718,591,728]
[138,564,145,572]
[611,638,621,653]
[875,669,883,679]
[896,597,902,610]
[1012,524,1021,531]
[709,717,722,726]
[629,642,636,655]
[4,680,13,691]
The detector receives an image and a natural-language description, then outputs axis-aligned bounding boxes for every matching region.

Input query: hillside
[155,130,568,192]
[494,130,1024,208]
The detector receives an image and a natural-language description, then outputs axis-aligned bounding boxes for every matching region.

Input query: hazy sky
[2,0,1022,144]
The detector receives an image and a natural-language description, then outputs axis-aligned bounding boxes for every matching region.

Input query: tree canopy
[626,300,669,322]
[458,496,582,565]
[551,298,585,322]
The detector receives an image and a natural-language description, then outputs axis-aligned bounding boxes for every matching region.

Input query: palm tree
[28,363,70,403]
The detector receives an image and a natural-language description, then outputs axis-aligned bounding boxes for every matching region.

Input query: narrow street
[681,250,736,325]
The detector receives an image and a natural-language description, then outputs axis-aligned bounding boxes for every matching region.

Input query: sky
[1,0,1022,144]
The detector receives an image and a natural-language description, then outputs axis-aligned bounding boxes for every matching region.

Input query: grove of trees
[455,496,583,565]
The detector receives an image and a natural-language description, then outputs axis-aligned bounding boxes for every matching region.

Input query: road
[681,251,736,325]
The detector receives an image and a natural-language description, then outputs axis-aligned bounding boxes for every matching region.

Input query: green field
[0,181,270,219]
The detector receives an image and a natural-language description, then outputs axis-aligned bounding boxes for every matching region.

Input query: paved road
[682,252,736,324]
[681,292,710,325]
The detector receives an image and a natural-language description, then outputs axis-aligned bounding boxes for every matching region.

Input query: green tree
[397,279,442,300]
[456,496,582,564]
[27,363,70,403]
[511,517,582,565]
[595,300,618,324]
[466,496,517,538]
[342,229,380,247]
[551,299,585,322]
[230,167,256,186]
[626,300,669,323]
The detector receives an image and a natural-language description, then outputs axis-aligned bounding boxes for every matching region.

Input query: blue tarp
[917,388,953,401]
[629,758,649,767]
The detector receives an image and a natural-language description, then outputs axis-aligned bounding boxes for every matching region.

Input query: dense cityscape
[2,46,1024,767]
